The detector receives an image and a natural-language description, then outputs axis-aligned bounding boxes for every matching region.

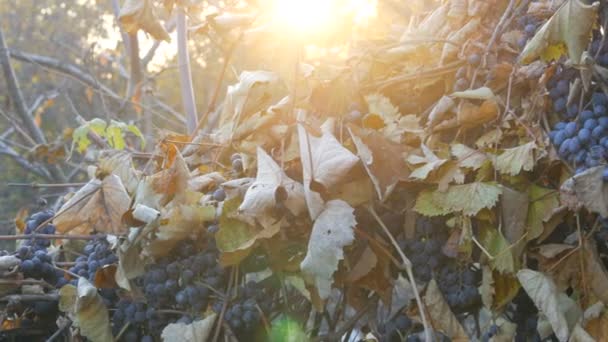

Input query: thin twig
[7,182,86,188]
[367,205,433,342]
[0,234,101,241]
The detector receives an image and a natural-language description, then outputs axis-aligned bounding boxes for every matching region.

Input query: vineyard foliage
[3,0,608,341]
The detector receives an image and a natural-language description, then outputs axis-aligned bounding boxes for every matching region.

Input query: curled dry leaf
[59,278,113,342]
[298,124,358,219]
[560,166,608,217]
[97,150,139,194]
[239,147,306,224]
[118,0,170,41]
[0,256,20,271]
[161,313,217,342]
[188,172,226,193]
[217,71,279,139]
[221,177,254,200]
[348,125,410,202]
[424,279,468,341]
[134,150,190,209]
[517,269,570,341]
[54,175,130,235]
[364,93,423,143]
[300,200,356,300]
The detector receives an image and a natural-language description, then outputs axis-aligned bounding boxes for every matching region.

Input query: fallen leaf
[527,185,560,241]
[520,0,599,64]
[161,313,217,342]
[217,197,280,266]
[348,125,411,202]
[407,144,448,180]
[365,93,423,143]
[517,269,569,341]
[560,166,608,217]
[134,150,190,209]
[218,71,279,138]
[494,142,537,176]
[59,278,113,342]
[450,144,488,170]
[452,87,496,100]
[239,147,306,224]
[119,0,170,41]
[300,200,356,300]
[54,175,130,235]
[424,279,468,341]
[298,124,358,219]
[415,182,502,216]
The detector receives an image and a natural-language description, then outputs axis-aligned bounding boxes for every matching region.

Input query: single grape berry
[207,224,219,234]
[232,158,243,173]
[553,97,567,112]
[578,128,591,144]
[555,80,569,96]
[212,188,226,202]
[564,122,577,137]
[454,78,469,91]
[467,53,481,66]
[580,110,595,122]
[524,24,536,36]
[230,153,241,163]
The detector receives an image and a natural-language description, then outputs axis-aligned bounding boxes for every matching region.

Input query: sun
[271,0,376,35]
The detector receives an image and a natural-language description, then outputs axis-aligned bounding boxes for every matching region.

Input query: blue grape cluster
[212,281,272,338]
[546,67,578,119]
[140,240,225,313]
[397,217,449,282]
[378,315,413,342]
[16,211,66,287]
[549,92,608,177]
[516,15,539,48]
[68,237,118,284]
[436,265,481,314]
[111,299,158,341]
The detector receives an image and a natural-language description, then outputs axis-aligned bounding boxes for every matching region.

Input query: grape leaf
[217,196,281,266]
[134,149,190,209]
[119,0,170,41]
[239,147,306,224]
[59,278,113,342]
[517,269,570,341]
[451,143,488,170]
[54,175,130,235]
[480,225,517,274]
[364,93,423,143]
[300,200,356,300]
[161,313,216,342]
[424,279,468,340]
[407,144,448,180]
[520,0,599,64]
[415,182,502,216]
[217,71,279,139]
[494,141,537,176]
[97,150,140,194]
[298,124,358,219]
[560,166,608,217]
[348,125,411,202]
[527,185,559,241]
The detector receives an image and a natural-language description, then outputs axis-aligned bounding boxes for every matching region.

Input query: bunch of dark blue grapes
[111,299,156,342]
[516,15,540,49]
[15,211,66,287]
[68,237,118,284]
[140,240,225,313]
[212,281,272,339]
[397,217,449,282]
[549,91,608,179]
[436,264,481,314]
[546,67,578,119]
[510,291,557,342]
[378,314,413,342]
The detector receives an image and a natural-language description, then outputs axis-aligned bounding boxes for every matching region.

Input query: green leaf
[88,118,108,137]
[494,142,537,176]
[527,185,559,241]
[480,225,517,274]
[106,123,125,150]
[72,126,92,154]
[415,182,502,217]
[126,123,146,149]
